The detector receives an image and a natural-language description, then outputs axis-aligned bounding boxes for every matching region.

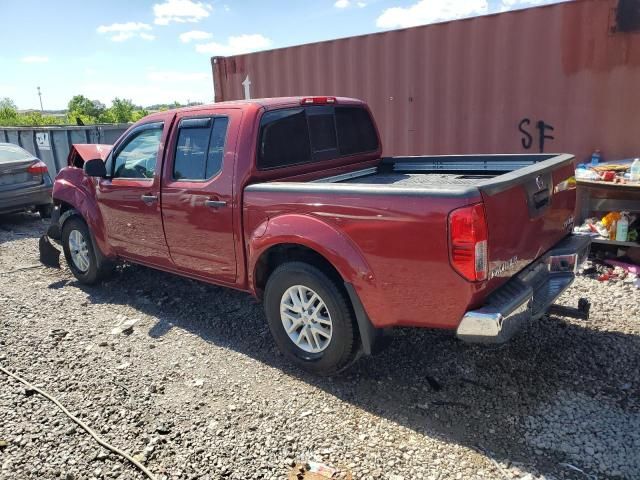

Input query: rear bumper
[0,183,53,214]
[456,235,591,343]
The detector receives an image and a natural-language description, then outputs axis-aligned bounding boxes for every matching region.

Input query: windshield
[0,144,33,163]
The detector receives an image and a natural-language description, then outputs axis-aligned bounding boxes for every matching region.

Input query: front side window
[257,105,378,170]
[112,125,163,179]
[173,117,229,181]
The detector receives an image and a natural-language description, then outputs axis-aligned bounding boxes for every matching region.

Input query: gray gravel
[1,212,639,480]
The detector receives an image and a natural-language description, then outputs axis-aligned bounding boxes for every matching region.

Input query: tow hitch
[38,235,61,268]
[547,298,591,321]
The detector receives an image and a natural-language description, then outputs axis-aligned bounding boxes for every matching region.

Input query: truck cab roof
[142,96,367,121]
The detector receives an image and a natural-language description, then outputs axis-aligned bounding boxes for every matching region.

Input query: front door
[96,120,170,264]
[161,109,240,284]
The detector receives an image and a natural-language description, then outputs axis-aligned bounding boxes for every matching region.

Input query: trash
[38,235,61,268]
[616,212,630,242]
[0,440,8,449]
[155,422,172,435]
[631,158,640,182]
[559,462,597,479]
[110,318,139,335]
[300,410,312,418]
[287,461,342,480]
[604,259,639,275]
[193,379,204,387]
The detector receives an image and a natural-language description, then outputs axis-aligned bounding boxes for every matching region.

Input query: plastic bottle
[631,158,640,182]
[616,213,629,242]
[591,149,601,168]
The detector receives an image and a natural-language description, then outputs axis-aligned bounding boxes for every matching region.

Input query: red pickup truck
[46,96,589,375]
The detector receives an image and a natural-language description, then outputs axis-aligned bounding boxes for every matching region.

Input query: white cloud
[147,71,209,82]
[195,34,273,56]
[153,0,212,25]
[334,0,350,8]
[179,30,213,43]
[376,0,488,28]
[21,56,49,63]
[97,22,154,42]
[499,0,566,12]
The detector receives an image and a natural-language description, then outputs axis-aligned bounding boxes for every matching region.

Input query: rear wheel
[61,217,111,284]
[264,262,357,375]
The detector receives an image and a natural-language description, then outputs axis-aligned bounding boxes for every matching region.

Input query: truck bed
[343,172,495,187]
[325,154,561,193]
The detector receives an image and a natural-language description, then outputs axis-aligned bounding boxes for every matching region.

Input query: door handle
[141,194,158,205]
[204,199,227,208]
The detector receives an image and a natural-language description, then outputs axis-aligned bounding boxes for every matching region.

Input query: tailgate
[478,154,577,289]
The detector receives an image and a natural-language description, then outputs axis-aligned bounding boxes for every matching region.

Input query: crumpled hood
[67,144,112,168]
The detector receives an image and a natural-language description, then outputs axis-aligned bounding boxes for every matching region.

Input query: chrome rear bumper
[456,235,591,343]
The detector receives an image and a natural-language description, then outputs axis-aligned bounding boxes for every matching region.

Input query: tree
[0,97,18,124]
[131,109,149,122]
[108,98,135,123]
[67,95,106,124]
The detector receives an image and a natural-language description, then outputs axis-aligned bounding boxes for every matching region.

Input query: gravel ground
[0,213,639,480]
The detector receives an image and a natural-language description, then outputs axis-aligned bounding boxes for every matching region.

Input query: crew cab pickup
[47,96,590,375]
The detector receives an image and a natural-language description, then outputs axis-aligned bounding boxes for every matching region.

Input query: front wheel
[264,262,357,376]
[61,217,111,285]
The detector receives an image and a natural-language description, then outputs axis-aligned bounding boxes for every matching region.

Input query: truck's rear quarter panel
[244,188,488,329]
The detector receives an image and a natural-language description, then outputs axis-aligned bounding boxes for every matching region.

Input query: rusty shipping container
[211,0,640,162]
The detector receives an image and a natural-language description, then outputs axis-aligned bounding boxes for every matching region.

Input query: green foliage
[0,97,19,124]
[0,97,63,126]
[0,95,155,127]
[131,109,149,122]
[108,98,135,123]
[67,95,106,124]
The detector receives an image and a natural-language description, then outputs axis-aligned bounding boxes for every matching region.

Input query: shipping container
[211,0,640,162]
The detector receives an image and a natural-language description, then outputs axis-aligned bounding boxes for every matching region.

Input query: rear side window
[335,107,378,156]
[173,117,229,181]
[258,109,311,170]
[257,105,378,170]
[0,145,32,163]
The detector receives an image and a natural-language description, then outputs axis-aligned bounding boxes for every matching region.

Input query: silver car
[0,143,53,217]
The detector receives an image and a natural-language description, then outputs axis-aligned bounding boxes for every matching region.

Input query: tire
[37,204,53,219]
[61,217,111,285]
[264,262,357,376]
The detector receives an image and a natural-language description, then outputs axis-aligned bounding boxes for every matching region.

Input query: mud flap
[38,235,61,268]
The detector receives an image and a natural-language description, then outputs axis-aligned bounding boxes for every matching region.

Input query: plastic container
[616,213,629,242]
[590,149,601,167]
[631,158,640,182]
[575,164,589,179]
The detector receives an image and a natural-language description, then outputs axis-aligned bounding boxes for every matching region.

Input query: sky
[1,0,567,110]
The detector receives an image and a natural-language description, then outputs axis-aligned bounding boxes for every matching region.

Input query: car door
[161,109,240,284]
[96,120,170,264]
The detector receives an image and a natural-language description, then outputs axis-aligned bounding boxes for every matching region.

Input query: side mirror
[84,158,107,177]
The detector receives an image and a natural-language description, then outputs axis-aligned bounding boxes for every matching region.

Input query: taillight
[300,96,337,105]
[448,203,488,282]
[27,161,48,175]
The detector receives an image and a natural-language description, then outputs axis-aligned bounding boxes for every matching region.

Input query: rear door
[96,120,170,263]
[478,154,577,287]
[160,108,240,284]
